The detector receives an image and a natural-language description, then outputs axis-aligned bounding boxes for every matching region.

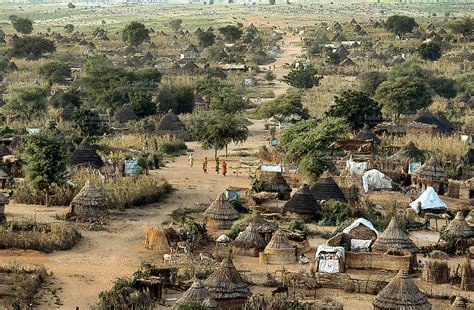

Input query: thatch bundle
[461,257,472,291]
[413,157,447,181]
[204,193,239,230]
[282,184,321,220]
[204,257,250,300]
[373,270,431,310]
[174,279,217,309]
[449,296,468,310]
[445,212,473,239]
[422,259,449,283]
[69,180,108,218]
[70,141,104,169]
[144,224,170,252]
[233,223,267,257]
[310,173,346,202]
[372,217,418,254]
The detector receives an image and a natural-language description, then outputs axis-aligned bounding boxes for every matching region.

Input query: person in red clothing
[221,161,228,176]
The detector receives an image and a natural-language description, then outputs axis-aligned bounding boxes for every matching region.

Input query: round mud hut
[259,229,296,265]
[204,193,240,230]
[282,184,322,221]
[70,141,104,169]
[373,270,431,310]
[112,105,138,123]
[444,211,473,239]
[174,279,217,309]
[69,180,108,219]
[204,257,250,310]
[356,124,381,145]
[232,223,267,257]
[412,157,447,193]
[310,173,347,202]
[157,110,191,141]
[372,217,418,255]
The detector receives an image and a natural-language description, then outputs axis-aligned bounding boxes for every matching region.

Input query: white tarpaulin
[343,218,379,237]
[362,169,392,192]
[260,165,283,173]
[409,186,447,213]
[350,239,372,252]
[346,160,367,176]
[316,245,345,273]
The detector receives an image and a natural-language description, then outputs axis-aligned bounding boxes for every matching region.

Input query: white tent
[362,169,393,192]
[343,218,379,237]
[409,186,447,213]
[346,159,367,176]
[315,244,345,273]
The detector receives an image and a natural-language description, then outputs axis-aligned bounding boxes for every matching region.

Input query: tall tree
[157,85,195,114]
[385,15,418,37]
[197,30,215,48]
[448,16,473,38]
[283,65,322,89]
[10,36,55,58]
[9,15,33,34]
[257,92,309,124]
[358,71,388,96]
[168,19,183,32]
[218,25,243,42]
[122,22,150,47]
[38,61,71,84]
[417,42,442,61]
[64,24,75,33]
[128,91,156,117]
[73,107,106,136]
[2,86,47,121]
[50,89,81,108]
[23,131,67,206]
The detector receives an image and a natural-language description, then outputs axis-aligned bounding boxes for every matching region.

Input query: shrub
[159,140,187,156]
[319,201,351,226]
[288,220,309,235]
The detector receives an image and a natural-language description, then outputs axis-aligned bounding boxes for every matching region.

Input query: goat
[199,252,215,261]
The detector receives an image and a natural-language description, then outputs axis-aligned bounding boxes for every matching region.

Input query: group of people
[188,153,228,176]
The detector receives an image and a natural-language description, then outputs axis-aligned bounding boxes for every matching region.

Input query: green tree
[64,24,75,33]
[128,91,156,117]
[283,65,322,89]
[326,90,382,130]
[67,2,76,8]
[157,85,195,114]
[448,16,473,38]
[281,117,349,180]
[417,42,442,61]
[197,30,216,48]
[269,0,276,4]
[358,71,388,96]
[10,36,55,58]
[72,107,106,136]
[326,52,341,65]
[257,92,309,124]
[50,89,81,108]
[209,92,245,114]
[168,19,183,32]
[218,25,243,42]
[122,22,150,47]
[38,61,71,84]
[385,15,418,37]
[374,76,433,118]
[264,71,276,83]
[2,85,47,121]
[23,131,67,206]
[9,16,33,34]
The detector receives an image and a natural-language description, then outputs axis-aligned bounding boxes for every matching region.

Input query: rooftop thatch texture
[59,103,76,121]
[233,223,267,250]
[445,211,473,239]
[355,124,380,144]
[389,141,425,163]
[372,217,418,254]
[204,257,250,300]
[263,173,292,194]
[204,193,240,220]
[413,157,446,180]
[247,211,278,233]
[412,111,454,133]
[70,142,104,168]
[70,180,108,216]
[157,110,188,132]
[113,105,138,123]
[174,279,216,308]
[310,173,347,202]
[283,184,322,217]
[449,296,468,310]
[373,270,431,310]
[265,229,293,250]
[0,144,12,157]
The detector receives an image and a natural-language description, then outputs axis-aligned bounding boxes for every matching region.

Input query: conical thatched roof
[70,180,107,210]
[182,60,199,71]
[157,110,187,132]
[445,211,473,239]
[202,296,218,309]
[241,211,278,233]
[70,141,104,168]
[204,193,240,220]
[113,105,138,123]
[0,144,12,157]
[372,217,418,254]
[356,124,380,144]
[265,229,293,250]
[448,297,468,310]
[310,173,346,202]
[175,279,216,307]
[339,57,357,67]
[412,111,453,133]
[264,173,292,194]
[204,257,250,300]
[389,141,425,162]
[233,223,267,250]
[373,270,431,310]
[335,44,349,59]
[413,157,446,180]
[283,184,322,216]
[332,33,347,42]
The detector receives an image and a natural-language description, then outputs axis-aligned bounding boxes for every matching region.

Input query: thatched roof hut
[259,229,296,264]
[339,57,357,67]
[174,279,217,309]
[389,141,425,163]
[182,60,199,71]
[144,224,170,252]
[261,172,292,200]
[335,44,350,59]
[373,270,431,310]
[113,105,138,123]
[310,173,347,202]
[69,180,108,218]
[204,193,240,230]
[449,297,468,310]
[356,124,380,145]
[412,111,454,134]
[372,217,418,255]
[444,211,473,239]
[282,184,322,220]
[204,257,250,308]
[70,141,104,168]
[233,223,267,257]
[157,110,191,141]
[413,157,446,181]
[0,144,12,157]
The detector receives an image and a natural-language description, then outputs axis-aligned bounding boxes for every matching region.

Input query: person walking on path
[222,161,228,177]
[215,157,220,174]
[188,153,194,167]
[202,157,208,173]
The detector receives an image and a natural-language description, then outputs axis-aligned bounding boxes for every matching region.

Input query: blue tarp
[124,160,140,176]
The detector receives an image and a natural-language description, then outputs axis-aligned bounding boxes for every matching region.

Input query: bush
[288,220,309,235]
[319,201,351,226]
[159,140,187,156]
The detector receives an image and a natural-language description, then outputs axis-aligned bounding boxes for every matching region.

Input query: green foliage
[448,16,473,37]
[23,131,67,205]
[358,71,388,96]
[326,90,382,130]
[175,302,207,310]
[288,220,309,235]
[257,91,309,123]
[417,42,442,61]
[50,89,81,108]
[307,43,322,57]
[129,91,156,117]
[218,25,243,42]
[283,65,322,89]
[96,277,153,310]
[197,29,215,48]
[64,23,74,33]
[0,125,14,137]
[168,19,183,32]
[157,85,194,114]
[264,71,276,82]
[73,107,107,136]
[319,201,350,226]
[38,61,71,84]
[2,85,47,121]
[385,15,418,36]
[158,140,187,156]
[456,72,474,94]
[10,36,55,58]
[208,91,245,114]
[326,52,341,65]
[281,117,349,180]
[429,76,457,99]
[122,21,150,47]
[9,16,33,34]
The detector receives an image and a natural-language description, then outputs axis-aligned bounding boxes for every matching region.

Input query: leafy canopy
[197,30,215,48]
[64,24,75,33]
[73,107,107,136]
[385,15,418,35]
[158,85,195,114]
[257,92,309,123]
[9,15,33,34]
[38,61,71,84]
[283,65,322,89]
[50,89,81,108]
[218,25,243,42]
[122,22,150,47]
[2,85,47,121]
[417,42,442,61]
[448,16,473,37]
[10,36,55,58]
[358,71,388,96]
